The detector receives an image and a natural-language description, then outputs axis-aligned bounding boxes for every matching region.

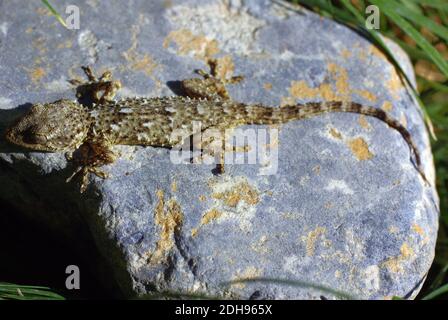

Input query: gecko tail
[267,101,430,186]
[411,150,430,186]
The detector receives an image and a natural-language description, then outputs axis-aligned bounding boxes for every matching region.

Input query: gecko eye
[34,133,48,144]
[22,129,47,145]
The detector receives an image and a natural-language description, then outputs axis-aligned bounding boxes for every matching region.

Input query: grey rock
[0,0,439,299]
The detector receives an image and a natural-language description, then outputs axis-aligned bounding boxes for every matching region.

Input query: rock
[0,0,439,299]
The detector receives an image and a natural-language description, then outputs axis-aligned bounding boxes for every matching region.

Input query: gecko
[5,61,428,192]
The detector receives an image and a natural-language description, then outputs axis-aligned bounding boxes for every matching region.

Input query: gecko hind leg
[181,58,243,100]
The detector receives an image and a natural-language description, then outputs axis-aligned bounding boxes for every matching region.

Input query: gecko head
[6,99,90,152]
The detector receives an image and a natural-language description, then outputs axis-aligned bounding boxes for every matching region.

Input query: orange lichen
[28,67,46,84]
[320,83,342,101]
[387,71,404,100]
[287,80,340,102]
[381,101,393,112]
[283,63,376,104]
[354,89,377,103]
[201,208,222,225]
[163,29,220,60]
[147,190,183,265]
[303,226,326,256]
[348,138,374,161]
[358,115,371,130]
[327,63,350,100]
[381,243,414,274]
[340,48,352,59]
[122,14,159,77]
[191,208,223,238]
[212,180,259,208]
[411,224,424,236]
[288,80,320,99]
[129,54,158,76]
[263,82,273,90]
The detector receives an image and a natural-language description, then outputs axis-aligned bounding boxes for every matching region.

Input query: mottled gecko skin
[5,64,428,192]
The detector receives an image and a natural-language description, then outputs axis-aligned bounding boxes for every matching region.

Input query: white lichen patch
[165,0,266,55]
[324,179,354,195]
[362,265,381,292]
[0,22,8,37]
[283,255,300,274]
[278,50,297,61]
[412,199,426,221]
[0,97,14,109]
[78,30,98,64]
[299,174,310,186]
[44,77,72,92]
[250,235,270,254]
[344,229,365,261]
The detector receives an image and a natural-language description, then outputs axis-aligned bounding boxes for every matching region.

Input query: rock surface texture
[0,0,439,299]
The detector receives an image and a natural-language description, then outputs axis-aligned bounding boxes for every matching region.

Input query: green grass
[41,0,67,28]
[0,283,65,300]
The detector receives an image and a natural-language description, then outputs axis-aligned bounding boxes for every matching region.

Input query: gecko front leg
[66,140,117,193]
[70,66,122,105]
[66,66,122,191]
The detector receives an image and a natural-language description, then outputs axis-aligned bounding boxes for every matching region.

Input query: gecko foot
[70,66,122,106]
[181,58,243,100]
[212,164,225,175]
[66,165,110,193]
[66,142,116,193]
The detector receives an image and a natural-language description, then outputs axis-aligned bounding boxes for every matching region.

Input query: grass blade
[0,283,65,300]
[371,0,448,79]
[427,264,448,292]
[406,0,448,11]
[41,0,67,28]
[422,283,448,300]
[393,4,448,43]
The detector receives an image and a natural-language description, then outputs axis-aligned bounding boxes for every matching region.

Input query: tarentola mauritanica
[6,61,428,192]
